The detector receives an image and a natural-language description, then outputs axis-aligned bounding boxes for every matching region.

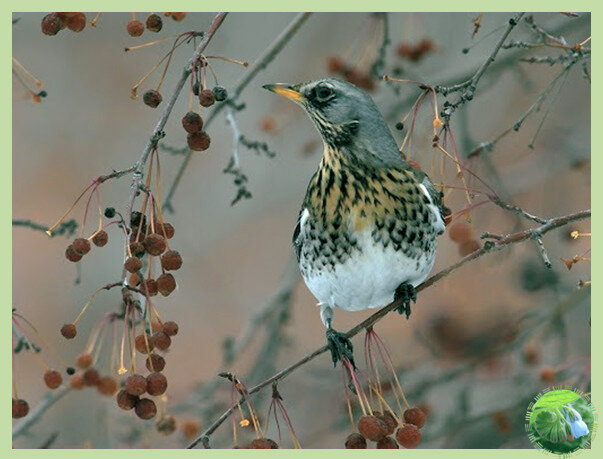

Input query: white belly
[301,230,435,311]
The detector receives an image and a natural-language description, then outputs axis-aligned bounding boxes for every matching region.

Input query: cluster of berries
[346,407,426,449]
[126,12,185,37]
[41,12,87,35]
[397,39,436,62]
[68,353,119,397]
[448,221,482,256]
[65,231,108,263]
[179,84,227,151]
[326,56,375,91]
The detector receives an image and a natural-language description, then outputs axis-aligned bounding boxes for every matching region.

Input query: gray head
[263,78,404,167]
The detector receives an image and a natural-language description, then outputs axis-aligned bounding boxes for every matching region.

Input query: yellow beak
[263,83,304,102]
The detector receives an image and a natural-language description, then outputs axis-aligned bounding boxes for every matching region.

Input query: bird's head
[263,78,402,165]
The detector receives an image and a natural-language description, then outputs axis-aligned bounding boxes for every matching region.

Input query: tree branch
[12,386,71,440]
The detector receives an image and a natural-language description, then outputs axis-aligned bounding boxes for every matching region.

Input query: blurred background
[13,12,590,449]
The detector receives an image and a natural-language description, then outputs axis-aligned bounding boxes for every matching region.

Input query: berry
[41,13,63,36]
[76,353,93,369]
[169,12,186,21]
[140,278,158,297]
[125,374,147,396]
[65,245,83,262]
[143,233,167,256]
[357,414,388,441]
[181,419,200,440]
[44,370,63,389]
[152,331,171,350]
[198,89,215,107]
[146,372,168,396]
[327,55,345,73]
[395,121,404,131]
[157,273,176,297]
[127,20,144,37]
[66,367,76,375]
[135,398,157,420]
[129,272,141,287]
[182,112,203,134]
[161,250,182,271]
[157,415,177,435]
[135,334,154,354]
[345,433,367,449]
[212,86,228,102]
[73,237,91,255]
[66,12,86,32]
[69,374,85,390]
[104,207,116,218]
[129,241,145,257]
[161,222,175,239]
[143,89,162,108]
[378,412,398,436]
[92,230,108,247]
[458,239,481,256]
[403,407,426,428]
[539,366,556,383]
[60,323,77,339]
[448,222,472,243]
[83,368,101,386]
[97,376,118,396]
[116,389,138,410]
[396,424,422,448]
[249,438,279,449]
[162,321,179,336]
[124,256,143,273]
[187,131,211,151]
[146,13,163,32]
[192,82,201,96]
[146,353,166,372]
[12,399,29,418]
[377,437,399,449]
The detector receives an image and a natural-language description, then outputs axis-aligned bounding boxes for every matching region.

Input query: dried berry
[127,19,144,37]
[357,415,388,441]
[458,239,481,256]
[327,55,345,73]
[76,353,93,369]
[92,230,108,247]
[396,424,422,448]
[97,376,118,396]
[129,272,141,286]
[116,389,138,410]
[161,250,182,271]
[187,131,211,151]
[152,331,171,351]
[129,241,145,257]
[60,323,77,339]
[181,419,200,440]
[182,111,203,134]
[161,222,175,239]
[69,374,85,390]
[146,353,166,372]
[66,12,86,32]
[146,372,168,396]
[157,273,176,297]
[198,89,215,107]
[66,366,75,375]
[145,13,163,32]
[249,438,279,449]
[143,233,167,256]
[41,13,63,36]
[124,256,143,273]
[157,415,177,435]
[192,81,201,96]
[403,407,426,428]
[162,321,179,336]
[73,237,91,255]
[83,368,101,386]
[212,86,228,102]
[12,399,29,418]
[143,89,162,108]
[378,412,398,436]
[44,370,63,389]
[448,222,472,243]
[377,437,399,448]
[140,278,158,297]
[345,433,367,449]
[135,334,154,354]
[539,366,556,383]
[125,374,147,396]
[135,398,157,419]
[104,207,116,218]
[65,245,83,262]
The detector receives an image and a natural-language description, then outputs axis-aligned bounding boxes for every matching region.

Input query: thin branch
[187,208,590,448]
[12,386,71,440]
[12,218,77,237]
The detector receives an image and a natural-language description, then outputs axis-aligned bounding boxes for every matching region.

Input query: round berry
[97,376,118,396]
[357,414,388,441]
[43,370,63,389]
[187,131,211,151]
[66,367,76,375]
[198,89,215,107]
[41,13,63,36]
[135,334,154,354]
[73,237,91,255]
[162,321,179,336]
[157,273,176,297]
[448,222,472,243]
[83,368,101,386]
[249,438,279,449]
[212,86,228,102]
[161,250,182,271]
[161,222,175,239]
[12,399,29,418]
[125,374,147,396]
[92,230,108,247]
[169,12,186,21]
[345,433,367,449]
[127,20,144,37]
[378,412,398,436]
[182,111,203,134]
[65,245,83,262]
[403,407,426,428]
[539,366,556,383]
[135,398,157,420]
[60,323,77,339]
[146,372,168,396]
[143,89,162,108]
[66,12,86,32]
[327,55,345,73]
[157,415,177,435]
[146,353,166,372]
[116,389,138,410]
[145,13,163,32]
[129,241,145,257]
[458,239,481,256]
[143,233,166,256]
[124,256,142,273]
[377,437,399,449]
[104,207,116,218]
[69,374,85,390]
[76,353,93,369]
[152,331,171,350]
[192,81,201,96]
[396,424,422,448]
[140,278,158,297]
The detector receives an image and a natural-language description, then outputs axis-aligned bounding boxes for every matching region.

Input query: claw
[394,282,417,319]
[326,327,355,368]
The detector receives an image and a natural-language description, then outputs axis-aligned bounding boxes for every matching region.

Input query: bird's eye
[315,86,334,102]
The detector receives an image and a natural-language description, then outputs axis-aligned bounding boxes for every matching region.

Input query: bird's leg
[394,282,417,319]
[325,319,355,369]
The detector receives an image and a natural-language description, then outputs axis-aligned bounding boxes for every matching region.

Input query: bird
[263,78,446,366]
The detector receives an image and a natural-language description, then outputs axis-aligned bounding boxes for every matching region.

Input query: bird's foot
[326,327,355,369]
[394,282,417,319]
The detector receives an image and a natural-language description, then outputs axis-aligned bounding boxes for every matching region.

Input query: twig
[163,12,312,212]
[187,208,590,448]
[12,218,77,237]
[12,386,71,440]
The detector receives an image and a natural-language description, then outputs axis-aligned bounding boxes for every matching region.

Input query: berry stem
[46,180,97,236]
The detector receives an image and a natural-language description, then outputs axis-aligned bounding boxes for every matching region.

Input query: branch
[163,12,312,211]
[12,386,71,440]
[187,208,590,448]
[12,218,77,237]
